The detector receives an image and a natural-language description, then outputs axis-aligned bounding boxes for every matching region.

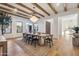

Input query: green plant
[73,26,79,33]
[0,11,12,35]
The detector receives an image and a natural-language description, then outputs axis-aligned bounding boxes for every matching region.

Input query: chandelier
[30,15,38,23]
[30,7,39,23]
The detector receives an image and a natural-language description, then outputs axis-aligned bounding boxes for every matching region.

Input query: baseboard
[6,36,23,40]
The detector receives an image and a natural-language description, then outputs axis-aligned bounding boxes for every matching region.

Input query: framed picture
[16,21,23,33]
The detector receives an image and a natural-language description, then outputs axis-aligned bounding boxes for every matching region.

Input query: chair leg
[28,40,30,44]
[25,39,27,43]
[31,40,33,45]
[44,40,48,46]
[33,40,37,48]
[34,41,36,48]
[49,43,51,48]
[48,41,52,48]
[52,42,53,45]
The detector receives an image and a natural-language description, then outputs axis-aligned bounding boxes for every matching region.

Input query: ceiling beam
[1,3,40,18]
[48,3,58,14]
[64,3,67,12]
[1,3,30,16]
[16,3,45,17]
[77,3,79,8]
[32,3,50,16]
[0,6,29,19]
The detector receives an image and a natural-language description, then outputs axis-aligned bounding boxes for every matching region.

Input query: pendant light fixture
[30,7,39,23]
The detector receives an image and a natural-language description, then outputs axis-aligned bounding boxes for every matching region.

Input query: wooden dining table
[24,33,53,46]
[38,34,47,45]
[31,33,48,46]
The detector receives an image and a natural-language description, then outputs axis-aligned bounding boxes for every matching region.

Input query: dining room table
[38,34,47,46]
[24,33,53,46]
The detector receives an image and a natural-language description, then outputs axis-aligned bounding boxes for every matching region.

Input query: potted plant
[73,26,79,33]
[0,11,12,35]
[73,26,79,38]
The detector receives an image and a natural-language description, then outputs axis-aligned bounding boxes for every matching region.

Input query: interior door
[46,21,51,34]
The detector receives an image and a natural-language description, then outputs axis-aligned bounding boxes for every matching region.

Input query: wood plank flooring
[0,34,79,56]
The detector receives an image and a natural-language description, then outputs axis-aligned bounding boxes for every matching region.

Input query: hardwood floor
[48,35,79,56]
[1,34,79,56]
[7,38,27,56]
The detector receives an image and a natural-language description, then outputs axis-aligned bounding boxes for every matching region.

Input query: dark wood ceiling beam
[77,3,79,8]
[0,6,29,19]
[0,9,29,19]
[64,3,67,12]
[16,12,30,18]
[32,3,50,16]
[1,3,31,16]
[16,3,45,17]
[1,3,40,18]
[48,3,58,14]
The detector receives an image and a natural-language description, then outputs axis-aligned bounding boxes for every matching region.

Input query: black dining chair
[27,34,33,44]
[31,35,39,47]
[23,33,27,42]
[44,34,53,48]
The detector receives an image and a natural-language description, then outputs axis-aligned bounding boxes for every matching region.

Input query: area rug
[15,39,52,56]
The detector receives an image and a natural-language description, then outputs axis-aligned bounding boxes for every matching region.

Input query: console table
[0,36,7,56]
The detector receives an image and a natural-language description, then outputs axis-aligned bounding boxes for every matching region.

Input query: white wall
[58,13,78,36]
[35,16,58,38]
[35,19,46,33]
[3,15,33,39]
[35,11,79,39]
[1,9,79,39]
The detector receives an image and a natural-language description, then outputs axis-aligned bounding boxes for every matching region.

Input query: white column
[53,16,58,39]
[58,17,62,37]
[77,13,79,26]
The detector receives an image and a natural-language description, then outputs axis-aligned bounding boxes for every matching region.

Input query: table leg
[2,42,7,56]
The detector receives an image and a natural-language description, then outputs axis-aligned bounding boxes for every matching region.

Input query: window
[3,22,12,34]
[16,21,23,33]
[4,22,12,34]
[34,24,38,33]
